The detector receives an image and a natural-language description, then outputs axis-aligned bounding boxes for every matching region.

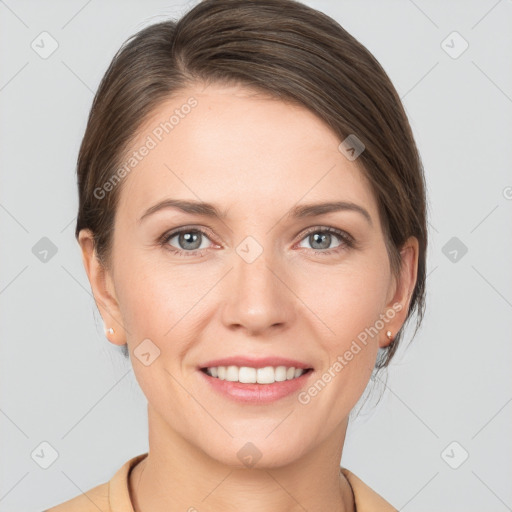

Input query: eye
[160,227,215,256]
[159,225,355,258]
[297,226,354,255]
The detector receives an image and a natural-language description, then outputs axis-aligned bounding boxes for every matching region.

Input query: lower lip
[198,369,313,403]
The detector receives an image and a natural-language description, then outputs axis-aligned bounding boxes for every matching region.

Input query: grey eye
[298,231,342,251]
[167,230,211,251]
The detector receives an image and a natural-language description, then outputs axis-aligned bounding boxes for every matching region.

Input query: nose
[221,246,296,336]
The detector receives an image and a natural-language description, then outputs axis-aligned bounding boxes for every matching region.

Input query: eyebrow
[289,201,372,226]
[139,199,229,223]
[138,199,372,226]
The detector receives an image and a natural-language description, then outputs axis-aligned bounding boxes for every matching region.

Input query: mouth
[200,365,314,384]
[196,356,315,403]
[198,364,314,403]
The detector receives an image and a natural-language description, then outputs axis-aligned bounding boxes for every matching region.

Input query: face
[80,82,417,468]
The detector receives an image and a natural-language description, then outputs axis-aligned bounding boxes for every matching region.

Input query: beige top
[45,453,397,511]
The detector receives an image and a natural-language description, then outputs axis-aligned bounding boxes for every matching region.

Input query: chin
[200,430,311,470]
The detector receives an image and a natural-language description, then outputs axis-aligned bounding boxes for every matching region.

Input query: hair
[75,0,428,369]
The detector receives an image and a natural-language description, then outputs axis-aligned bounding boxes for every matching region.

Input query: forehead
[117,82,377,223]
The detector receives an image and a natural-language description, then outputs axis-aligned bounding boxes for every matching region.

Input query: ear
[78,229,126,346]
[379,236,419,349]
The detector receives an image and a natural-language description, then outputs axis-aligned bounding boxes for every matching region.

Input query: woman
[47,0,427,510]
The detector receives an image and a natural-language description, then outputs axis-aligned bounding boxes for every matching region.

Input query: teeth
[204,365,308,384]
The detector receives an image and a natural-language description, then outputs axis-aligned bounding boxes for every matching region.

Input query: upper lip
[199,356,313,370]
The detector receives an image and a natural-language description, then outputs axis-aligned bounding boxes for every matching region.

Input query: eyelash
[158,225,355,258]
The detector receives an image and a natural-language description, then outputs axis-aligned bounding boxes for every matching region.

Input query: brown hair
[75,0,428,369]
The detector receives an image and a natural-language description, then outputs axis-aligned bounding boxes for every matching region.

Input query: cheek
[114,258,202,400]
[294,258,388,396]
[296,266,386,410]
[295,257,390,341]
[116,264,195,338]
[114,248,221,355]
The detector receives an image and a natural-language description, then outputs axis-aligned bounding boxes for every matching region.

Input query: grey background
[1,0,511,510]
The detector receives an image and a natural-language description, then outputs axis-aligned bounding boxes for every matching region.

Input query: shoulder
[44,453,148,512]
[341,468,398,511]
[44,481,109,512]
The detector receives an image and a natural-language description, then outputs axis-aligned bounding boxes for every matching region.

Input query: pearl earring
[386,330,393,342]
[106,327,115,335]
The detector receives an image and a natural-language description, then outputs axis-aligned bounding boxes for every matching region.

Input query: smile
[201,365,312,384]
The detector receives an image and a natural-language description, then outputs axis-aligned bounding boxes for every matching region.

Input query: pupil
[180,231,201,250]
[311,232,330,250]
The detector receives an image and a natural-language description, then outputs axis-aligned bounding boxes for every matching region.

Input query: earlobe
[78,229,126,346]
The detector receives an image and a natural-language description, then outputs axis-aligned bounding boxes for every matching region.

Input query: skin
[79,82,418,512]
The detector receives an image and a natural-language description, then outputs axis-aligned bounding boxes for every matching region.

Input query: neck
[129,405,355,512]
